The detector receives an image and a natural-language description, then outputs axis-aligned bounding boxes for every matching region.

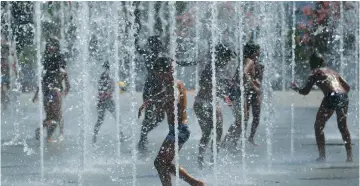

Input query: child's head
[153,57,173,73]
[46,36,60,54]
[215,43,236,68]
[148,36,162,53]
[243,41,260,59]
[102,61,110,70]
[309,50,325,70]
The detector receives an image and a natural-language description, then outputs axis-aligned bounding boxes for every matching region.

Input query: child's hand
[32,96,38,103]
[290,82,298,91]
[138,100,151,118]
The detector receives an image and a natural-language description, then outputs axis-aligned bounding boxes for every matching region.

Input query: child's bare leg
[93,101,106,143]
[169,166,204,186]
[58,95,64,137]
[216,107,223,152]
[155,139,203,186]
[47,100,61,142]
[248,95,261,145]
[336,105,352,162]
[195,102,212,169]
[314,101,333,161]
[59,111,64,138]
[210,108,223,163]
[198,123,211,169]
[243,98,250,138]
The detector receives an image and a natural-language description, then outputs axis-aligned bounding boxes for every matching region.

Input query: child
[138,57,204,186]
[92,61,126,143]
[291,51,352,162]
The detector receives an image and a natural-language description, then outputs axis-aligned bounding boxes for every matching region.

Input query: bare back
[312,67,348,96]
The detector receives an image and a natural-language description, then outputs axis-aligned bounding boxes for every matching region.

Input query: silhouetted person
[194,44,235,169]
[33,37,70,142]
[291,51,352,162]
[92,61,127,143]
[136,36,198,153]
[222,42,262,150]
[138,57,204,186]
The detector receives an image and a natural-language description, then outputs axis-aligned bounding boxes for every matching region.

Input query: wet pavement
[1,92,359,186]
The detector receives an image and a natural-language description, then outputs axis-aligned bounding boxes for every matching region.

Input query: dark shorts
[166,124,190,145]
[44,90,61,105]
[324,92,348,110]
[97,98,115,112]
[1,75,10,86]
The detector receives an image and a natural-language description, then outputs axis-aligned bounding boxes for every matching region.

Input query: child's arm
[176,60,198,66]
[291,75,315,95]
[339,75,350,93]
[244,59,261,93]
[32,86,39,103]
[63,72,70,96]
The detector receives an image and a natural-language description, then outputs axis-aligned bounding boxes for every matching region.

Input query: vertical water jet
[290,1,296,157]
[194,2,200,94]
[339,2,344,75]
[34,2,44,182]
[281,2,286,92]
[111,2,122,159]
[78,2,90,185]
[148,2,155,36]
[210,2,218,185]
[234,1,247,182]
[168,2,180,186]
[126,2,138,185]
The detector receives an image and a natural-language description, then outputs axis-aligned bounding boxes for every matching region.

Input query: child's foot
[316,156,326,162]
[59,134,64,141]
[137,140,148,154]
[47,138,57,143]
[197,157,205,170]
[346,156,353,162]
[92,135,97,144]
[120,133,130,142]
[248,138,258,146]
[35,128,40,140]
[191,180,205,186]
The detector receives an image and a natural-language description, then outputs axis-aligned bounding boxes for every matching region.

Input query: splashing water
[34,2,44,182]
[77,2,90,185]
[168,2,180,186]
[210,2,218,185]
[126,2,138,185]
[234,2,247,182]
[290,1,296,157]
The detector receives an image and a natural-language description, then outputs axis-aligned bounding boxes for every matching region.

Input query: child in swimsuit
[291,50,352,162]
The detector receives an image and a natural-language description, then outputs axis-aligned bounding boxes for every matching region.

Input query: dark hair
[243,41,260,59]
[43,37,62,73]
[215,44,236,59]
[45,37,60,53]
[102,61,110,69]
[214,43,236,67]
[148,36,162,52]
[309,50,325,69]
[153,57,172,72]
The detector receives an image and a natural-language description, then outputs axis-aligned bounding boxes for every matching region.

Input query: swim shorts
[324,92,348,110]
[166,124,190,145]
[44,90,61,105]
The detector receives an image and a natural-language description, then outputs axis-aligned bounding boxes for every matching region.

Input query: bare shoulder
[244,58,254,66]
[60,68,68,76]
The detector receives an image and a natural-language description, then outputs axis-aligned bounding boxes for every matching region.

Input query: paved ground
[1,91,359,186]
